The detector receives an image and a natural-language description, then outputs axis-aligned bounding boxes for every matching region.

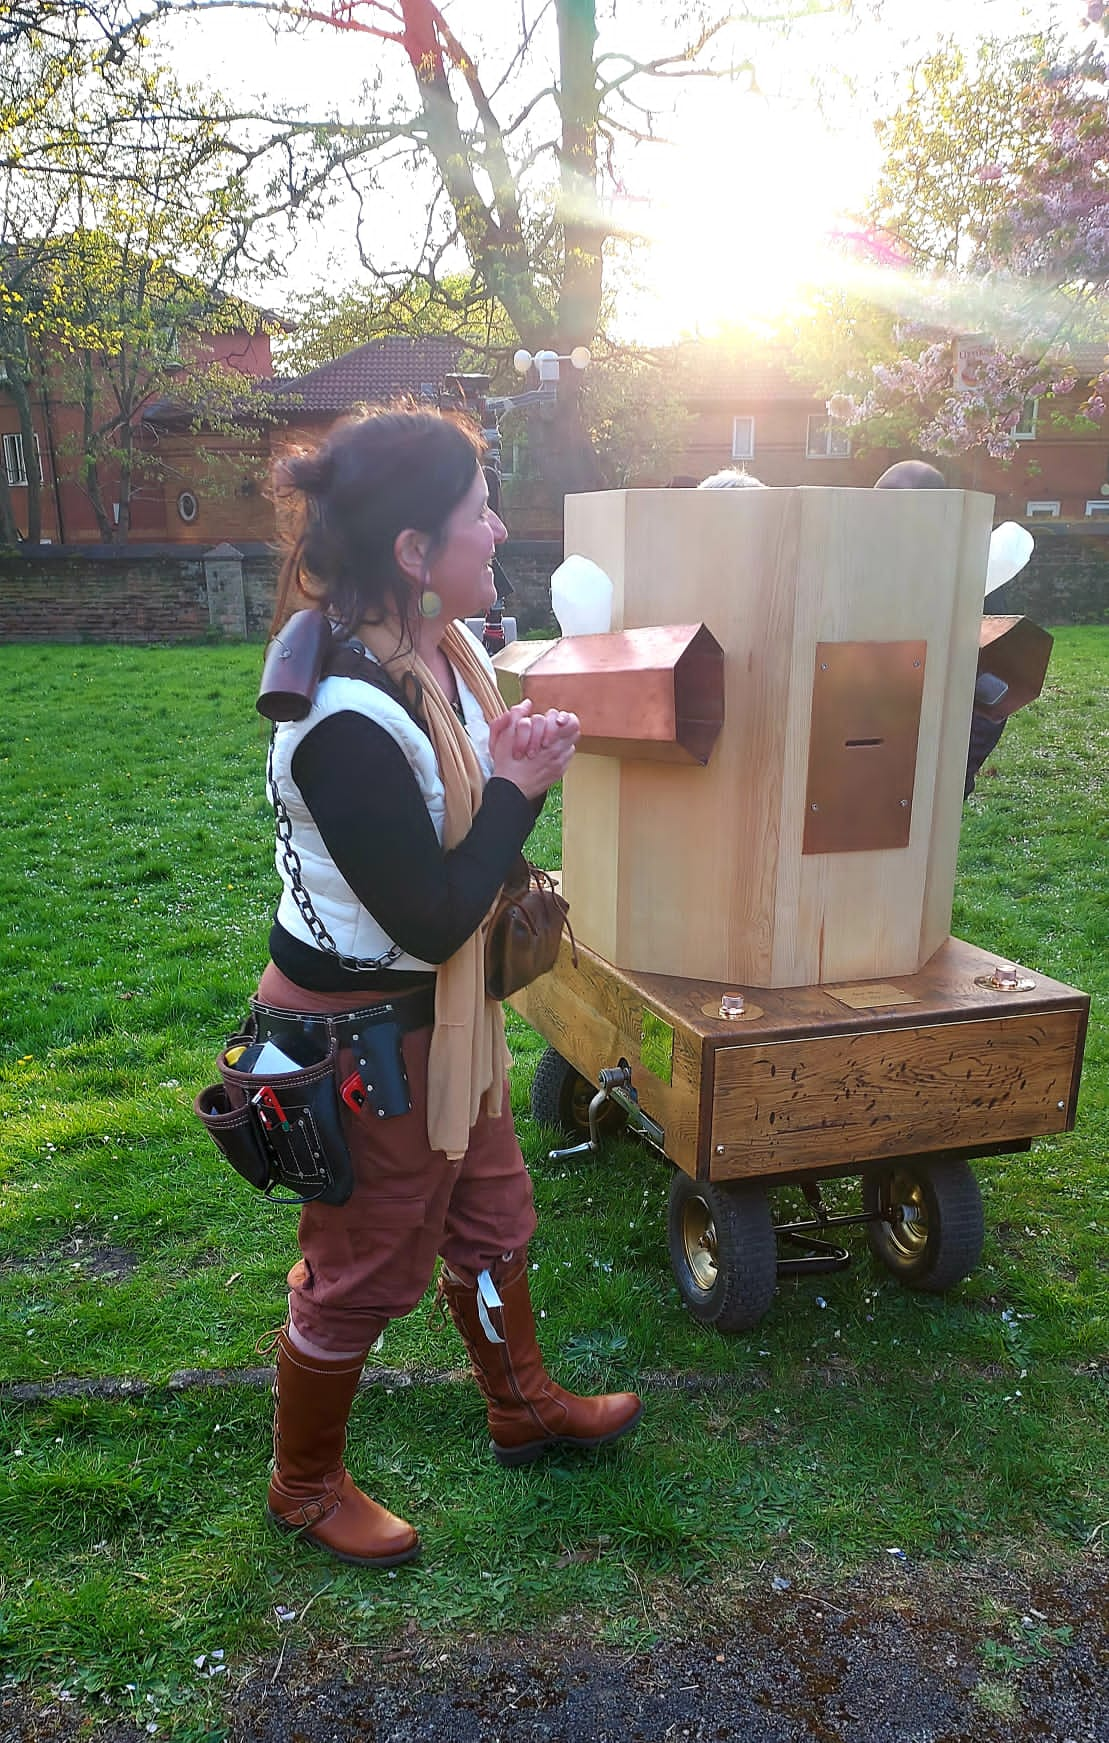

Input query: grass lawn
[0,629,1105,1736]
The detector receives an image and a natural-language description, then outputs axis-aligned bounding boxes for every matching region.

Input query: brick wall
[0,543,283,643]
[0,539,566,643]
[0,528,1102,646]
[499,541,563,635]
[0,546,212,642]
[992,528,1109,624]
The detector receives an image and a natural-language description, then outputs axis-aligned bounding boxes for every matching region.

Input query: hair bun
[273,447,331,496]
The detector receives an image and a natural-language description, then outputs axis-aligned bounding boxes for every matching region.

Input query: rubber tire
[529,1045,628,1139]
[862,1157,985,1292]
[667,1172,777,1333]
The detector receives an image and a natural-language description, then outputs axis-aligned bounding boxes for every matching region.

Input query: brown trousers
[256,963,537,1353]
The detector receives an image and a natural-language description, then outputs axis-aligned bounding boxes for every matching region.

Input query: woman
[257,408,642,1569]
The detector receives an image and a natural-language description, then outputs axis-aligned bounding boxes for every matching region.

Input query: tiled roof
[265,335,466,413]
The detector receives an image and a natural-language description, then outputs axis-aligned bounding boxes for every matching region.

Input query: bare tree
[96,0,813,489]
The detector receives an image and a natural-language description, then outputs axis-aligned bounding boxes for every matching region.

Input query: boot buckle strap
[283,1495,337,1529]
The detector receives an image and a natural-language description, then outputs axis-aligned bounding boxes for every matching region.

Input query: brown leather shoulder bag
[485,857,577,1001]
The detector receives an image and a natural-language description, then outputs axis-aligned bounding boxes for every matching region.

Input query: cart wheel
[667,1173,777,1332]
[862,1157,984,1292]
[529,1046,628,1139]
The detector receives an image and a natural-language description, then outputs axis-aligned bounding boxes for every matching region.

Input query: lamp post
[439,349,592,651]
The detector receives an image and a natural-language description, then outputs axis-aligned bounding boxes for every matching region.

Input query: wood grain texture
[511,933,1088,1181]
[707,1010,1082,1178]
[559,487,994,988]
[511,938,706,1174]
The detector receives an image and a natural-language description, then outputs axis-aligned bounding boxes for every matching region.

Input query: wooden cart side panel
[709,1009,1083,1180]
[1067,999,1090,1127]
[511,943,705,1174]
[696,1037,717,1185]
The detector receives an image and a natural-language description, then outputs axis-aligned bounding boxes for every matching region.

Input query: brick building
[0,320,281,548]
[5,325,1108,551]
[653,342,1109,527]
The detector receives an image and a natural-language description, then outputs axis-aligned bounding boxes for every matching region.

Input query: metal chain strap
[266,729,404,973]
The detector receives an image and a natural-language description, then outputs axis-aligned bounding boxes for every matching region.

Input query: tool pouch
[193,1075,272,1191]
[350,1018,412,1119]
[194,1032,355,1206]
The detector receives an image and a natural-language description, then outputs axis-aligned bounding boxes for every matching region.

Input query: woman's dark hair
[269,406,483,638]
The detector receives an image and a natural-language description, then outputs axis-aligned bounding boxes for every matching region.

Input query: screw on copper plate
[719,993,747,1019]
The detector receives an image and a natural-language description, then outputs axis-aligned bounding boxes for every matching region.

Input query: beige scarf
[355,618,512,1160]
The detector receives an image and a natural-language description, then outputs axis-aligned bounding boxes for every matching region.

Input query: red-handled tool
[252,1084,290,1130]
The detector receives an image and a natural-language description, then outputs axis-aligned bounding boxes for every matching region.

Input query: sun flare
[622,81,880,342]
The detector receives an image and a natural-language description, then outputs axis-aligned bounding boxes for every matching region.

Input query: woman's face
[424,467,508,620]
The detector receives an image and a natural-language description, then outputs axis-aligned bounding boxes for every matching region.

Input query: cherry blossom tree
[823,37,1109,459]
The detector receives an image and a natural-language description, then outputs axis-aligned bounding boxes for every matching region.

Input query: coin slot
[845,737,884,748]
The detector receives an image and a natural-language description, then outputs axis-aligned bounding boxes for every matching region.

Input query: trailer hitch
[774,1182,855,1275]
[548,1059,666,1160]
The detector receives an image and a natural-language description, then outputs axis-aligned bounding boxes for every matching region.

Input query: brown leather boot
[442,1261,643,1466]
[265,1326,420,1567]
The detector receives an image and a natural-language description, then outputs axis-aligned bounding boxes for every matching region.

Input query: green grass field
[0,630,1105,1736]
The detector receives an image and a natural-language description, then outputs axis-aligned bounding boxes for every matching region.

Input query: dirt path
[7,1563,1107,1742]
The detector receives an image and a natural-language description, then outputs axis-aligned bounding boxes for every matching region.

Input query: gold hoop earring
[418,588,442,620]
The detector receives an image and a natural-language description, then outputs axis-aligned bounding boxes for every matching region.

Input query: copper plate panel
[523,623,725,764]
[803,640,926,855]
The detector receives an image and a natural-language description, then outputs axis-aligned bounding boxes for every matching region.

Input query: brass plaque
[640,1008,674,1084]
[822,982,918,1010]
[803,641,926,855]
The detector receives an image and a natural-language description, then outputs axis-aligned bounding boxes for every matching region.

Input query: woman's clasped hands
[490,698,581,799]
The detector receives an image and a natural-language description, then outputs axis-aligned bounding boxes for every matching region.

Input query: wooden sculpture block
[558,487,995,988]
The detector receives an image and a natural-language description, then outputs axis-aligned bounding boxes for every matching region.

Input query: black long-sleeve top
[269,710,541,993]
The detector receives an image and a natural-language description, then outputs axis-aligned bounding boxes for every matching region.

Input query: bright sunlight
[620,76,881,342]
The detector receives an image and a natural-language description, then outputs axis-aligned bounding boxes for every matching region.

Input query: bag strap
[324,637,427,729]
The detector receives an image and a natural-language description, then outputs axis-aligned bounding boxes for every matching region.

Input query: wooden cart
[498,486,1089,1328]
[511,934,1089,1329]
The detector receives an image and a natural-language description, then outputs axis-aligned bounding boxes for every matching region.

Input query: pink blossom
[831,44,1109,457]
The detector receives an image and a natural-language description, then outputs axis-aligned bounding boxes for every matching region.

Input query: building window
[3,431,43,486]
[1025,500,1060,519]
[731,416,756,460]
[806,415,851,459]
[1013,398,1038,440]
[176,489,199,524]
[1084,500,1109,518]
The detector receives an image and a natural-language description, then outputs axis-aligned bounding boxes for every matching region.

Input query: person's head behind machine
[270,407,483,637]
[874,460,947,490]
[698,469,766,489]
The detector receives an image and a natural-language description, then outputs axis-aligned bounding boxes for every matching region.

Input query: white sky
[161,0,1073,342]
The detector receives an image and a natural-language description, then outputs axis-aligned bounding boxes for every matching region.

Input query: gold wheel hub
[883,1171,930,1260]
[681,1196,719,1291]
